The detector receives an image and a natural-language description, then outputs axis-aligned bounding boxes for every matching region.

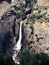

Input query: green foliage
[0,52,49,65]
[0,54,15,65]
[30,26,34,34]
[25,0,37,8]
[25,0,31,8]
[34,0,37,4]
[20,50,49,65]
[28,13,43,22]
[28,14,36,21]
[20,50,33,65]
[16,12,23,19]
[36,14,43,19]
[27,3,31,8]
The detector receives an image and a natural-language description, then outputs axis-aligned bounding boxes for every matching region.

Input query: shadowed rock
[0,9,17,54]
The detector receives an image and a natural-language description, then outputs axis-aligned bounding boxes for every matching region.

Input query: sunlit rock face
[33,20,49,55]
[0,0,19,19]
[37,0,49,6]
[11,0,18,5]
[23,20,49,55]
[23,22,33,43]
[0,1,11,19]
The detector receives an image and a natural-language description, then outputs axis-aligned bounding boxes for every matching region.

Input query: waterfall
[12,21,23,64]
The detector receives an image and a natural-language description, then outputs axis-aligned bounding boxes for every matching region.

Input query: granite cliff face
[0,0,49,56]
[30,21,49,55]
[37,0,49,6]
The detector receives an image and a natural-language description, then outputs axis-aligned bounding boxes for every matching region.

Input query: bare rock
[33,20,49,55]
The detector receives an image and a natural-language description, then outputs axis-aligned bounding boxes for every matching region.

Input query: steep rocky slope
[0,0,49,56]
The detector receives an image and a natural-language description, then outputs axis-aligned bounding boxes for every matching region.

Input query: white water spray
[12,21,23,64]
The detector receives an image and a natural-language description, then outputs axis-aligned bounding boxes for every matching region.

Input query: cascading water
[12,21,23,64]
